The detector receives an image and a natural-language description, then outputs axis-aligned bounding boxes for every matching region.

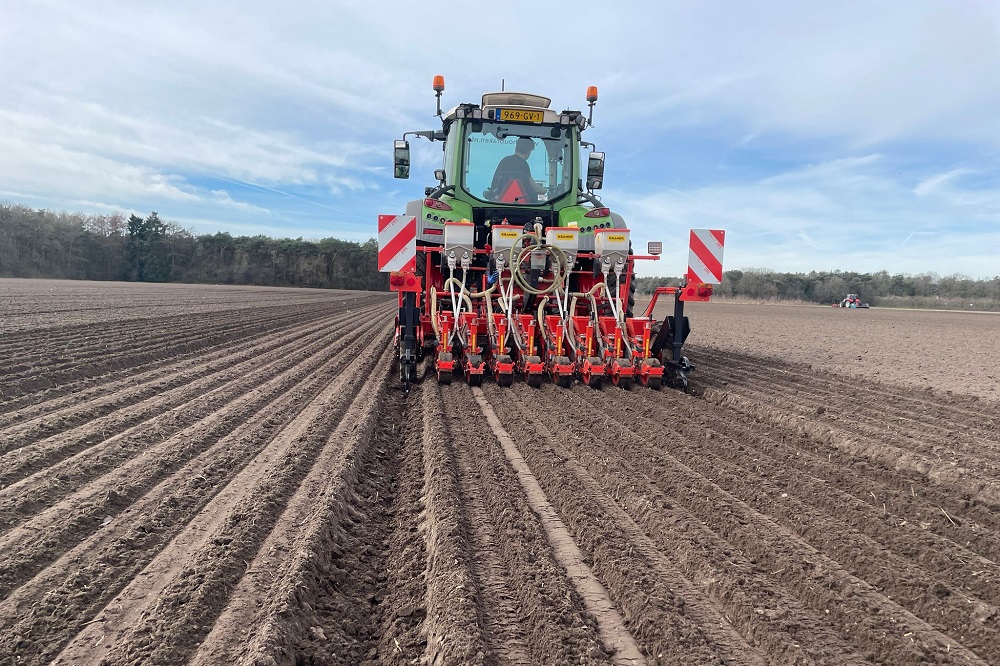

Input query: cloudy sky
[3,0,998,278]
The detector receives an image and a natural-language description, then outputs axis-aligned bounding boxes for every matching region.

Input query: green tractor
[381,76,722,392]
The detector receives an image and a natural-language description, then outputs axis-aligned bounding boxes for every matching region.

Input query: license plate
[498,108,543,123]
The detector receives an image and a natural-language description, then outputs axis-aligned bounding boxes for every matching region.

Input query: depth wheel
[556,375,573,389]
[647,376,662,390]
[497,373,514,388]
[436,352,453,385]
[527,373,542,388]
[612,359,632,390]
[494,355,512,384]
[466,354,484,386]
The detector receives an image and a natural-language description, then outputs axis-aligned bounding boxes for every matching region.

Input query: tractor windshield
[461,121,573,205]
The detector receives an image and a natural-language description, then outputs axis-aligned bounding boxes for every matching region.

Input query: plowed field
[1,279,998,666]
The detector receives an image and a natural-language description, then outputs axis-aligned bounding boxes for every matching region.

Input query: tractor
[378,76,724,393]
[836,293,870,308]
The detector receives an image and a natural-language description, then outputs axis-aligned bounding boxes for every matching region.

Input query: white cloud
[2,0,999,275]
[615,154,1000,279]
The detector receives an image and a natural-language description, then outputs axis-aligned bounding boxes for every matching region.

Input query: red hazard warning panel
[686,229,725,284]
[377,215,417,273]
[498,179,526,203]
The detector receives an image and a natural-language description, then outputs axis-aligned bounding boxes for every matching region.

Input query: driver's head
[515,137,535,157]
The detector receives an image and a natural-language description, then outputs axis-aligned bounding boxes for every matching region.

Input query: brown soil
[1,280,998,665]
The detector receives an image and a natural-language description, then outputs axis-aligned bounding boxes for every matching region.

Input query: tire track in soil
[50,324,396,666]
[0,304,381,487]
[0,308,336,447]
[696,349,1000,473]
[598,385,1000,662]
[534,383,988,665]
[466,386,641,666]
[493,384,781,666]
[0,316,392,666]
[0,294,391,412]
[0,310,390,604]
[194,373,427,666]
[0,303,324,396]
[0,301,387,533]
[673,389,1000,596]
[504,384,869,664]
[692,377,1000,562]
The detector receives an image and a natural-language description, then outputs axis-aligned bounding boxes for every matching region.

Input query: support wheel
[436,352,453,385]
[556,375,573,389]
[466,354,484,386]
[612,359,632,390]
[527,373,542,388]
[497,373,514,388]
[494,355,512,384]
[641,358,662,389]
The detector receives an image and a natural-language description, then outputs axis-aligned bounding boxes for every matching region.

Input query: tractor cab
[392,79,614,247]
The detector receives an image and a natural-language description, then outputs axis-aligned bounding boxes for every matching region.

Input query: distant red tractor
[835,293,870,309]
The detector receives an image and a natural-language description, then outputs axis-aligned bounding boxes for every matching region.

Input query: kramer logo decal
[607,234,627,242]
[555,233,576,241]
[498,230,519,239]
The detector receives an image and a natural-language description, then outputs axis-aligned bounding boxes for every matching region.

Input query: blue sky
[2,1,998,278]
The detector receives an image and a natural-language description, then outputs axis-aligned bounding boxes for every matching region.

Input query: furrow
[0,313,388,600]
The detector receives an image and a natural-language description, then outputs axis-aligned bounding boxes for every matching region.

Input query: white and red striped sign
[377,215,417,273]
[686,229,725,284]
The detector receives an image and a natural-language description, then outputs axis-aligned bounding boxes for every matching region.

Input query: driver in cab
[489,137,545,203]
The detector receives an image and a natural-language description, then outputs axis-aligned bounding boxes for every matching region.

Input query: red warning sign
[498,179,526,203]
[377,215,417,273]
[686,229,725,284]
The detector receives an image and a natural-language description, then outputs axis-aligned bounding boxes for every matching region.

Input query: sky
[2,0,999,278]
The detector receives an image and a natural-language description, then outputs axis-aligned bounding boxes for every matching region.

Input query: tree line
[635,268,1000,311]
[0,202,385,290]
[2,202,998,309]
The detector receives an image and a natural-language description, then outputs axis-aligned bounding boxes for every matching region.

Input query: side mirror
[393,140,410,179]
[587,151,605,190]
